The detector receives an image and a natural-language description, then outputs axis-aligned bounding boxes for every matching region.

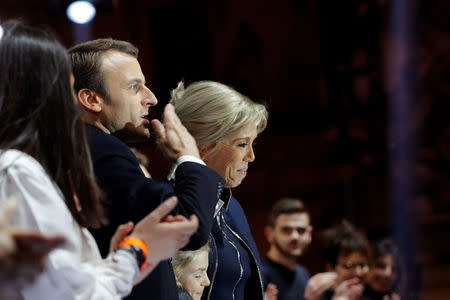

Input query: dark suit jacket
[86,125,225,300]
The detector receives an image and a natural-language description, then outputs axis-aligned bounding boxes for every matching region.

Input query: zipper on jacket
[222,216,265,300]
[218,213,243,300]
[206,232,218,300]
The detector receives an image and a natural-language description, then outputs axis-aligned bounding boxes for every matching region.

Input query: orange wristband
[118,237,148,270]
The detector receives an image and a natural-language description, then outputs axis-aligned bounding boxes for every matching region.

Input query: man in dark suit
[69,39,225,300]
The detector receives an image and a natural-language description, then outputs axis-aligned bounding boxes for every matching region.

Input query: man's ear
[264,225,274,243]
[77,88,103,113]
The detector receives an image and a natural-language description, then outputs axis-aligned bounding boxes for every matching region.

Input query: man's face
[99,50,157,139]
[269,213,312,259]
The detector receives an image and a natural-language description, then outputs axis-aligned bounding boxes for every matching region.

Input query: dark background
[1,0,449,298]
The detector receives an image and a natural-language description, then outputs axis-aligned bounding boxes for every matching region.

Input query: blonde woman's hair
[171,243,210,289]
[169,81,268,149]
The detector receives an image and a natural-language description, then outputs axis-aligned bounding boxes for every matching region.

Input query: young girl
[171,244,210,300]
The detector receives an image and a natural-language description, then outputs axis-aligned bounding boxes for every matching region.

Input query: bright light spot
[66,1,96,24]
[0,25,4,40]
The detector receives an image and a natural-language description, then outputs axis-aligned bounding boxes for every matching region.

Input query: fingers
[315,272,337,287]
[346,277,361,287]
[305,272,337,300]
[0,198,17,226]
[267,283,278,294]
[110,221,134,251]
[13,232,66,256]
[152,104,179,139]
[391,293,401,300]
[160,104,191,147]
[151,119,165,141]
[187,214,199,232]
[174,215,199,249]
[162,104,181,129]
[264,283,279,300]
[162,215,188,223]
[149,196,178,222]
[334,278,363,300]
[31,236,66,256]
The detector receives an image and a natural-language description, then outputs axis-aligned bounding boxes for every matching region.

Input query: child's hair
[321,220,370,267]
[171,243,210,288]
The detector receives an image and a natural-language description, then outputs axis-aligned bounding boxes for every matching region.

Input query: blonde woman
[170,81,268,300]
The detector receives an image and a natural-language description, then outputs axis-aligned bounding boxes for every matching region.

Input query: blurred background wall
[1,0,449,298]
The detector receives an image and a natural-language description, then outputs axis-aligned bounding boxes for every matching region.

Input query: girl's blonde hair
[171,243,210,288]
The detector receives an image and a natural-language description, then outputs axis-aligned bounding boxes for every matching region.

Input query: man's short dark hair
[68,38,138,101]
[268,197,309,227]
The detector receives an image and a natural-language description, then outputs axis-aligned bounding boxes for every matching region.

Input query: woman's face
[368,254,398,293]
[179,251,210,300]
[332,251,369,285]
[201,124,258,188]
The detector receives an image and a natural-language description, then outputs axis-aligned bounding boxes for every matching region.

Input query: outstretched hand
[151,104,200,161]
[304,272,337,300]
[128,196,199,283]
[0,200,65,295]
[264,283,278,300]
[383,293,401,300]
[332,278,364,300]
[110,221,134,252]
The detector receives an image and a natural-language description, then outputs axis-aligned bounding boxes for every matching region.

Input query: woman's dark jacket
[202,191,264,300]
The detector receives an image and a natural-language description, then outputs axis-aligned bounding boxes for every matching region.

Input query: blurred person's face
[201,124,257,188]
[267,213,312,259]
[99,50,157,140]
[178,251,210,300]
[331,251,369,285]
[367,254,397,293]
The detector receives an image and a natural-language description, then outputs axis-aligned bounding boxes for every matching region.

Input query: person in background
[363,238,402,300]
[171,244,210,300]
[69,39,225,300]
[0,20,198,299]
[316,220,370,300]
[0,21,65,299]
[170,80,268,300]
[262,197,313,300]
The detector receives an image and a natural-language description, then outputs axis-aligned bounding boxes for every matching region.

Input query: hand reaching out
[0,199,65,296]
[125,196,199,283]
[151,104,200,161]
[383,293,401,300]
[304,272,337,300]
[110,221,134,252]
[332,278,364,300]
[264,283,278,300]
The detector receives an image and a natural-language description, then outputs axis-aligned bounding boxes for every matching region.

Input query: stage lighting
[66,1,96,24]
